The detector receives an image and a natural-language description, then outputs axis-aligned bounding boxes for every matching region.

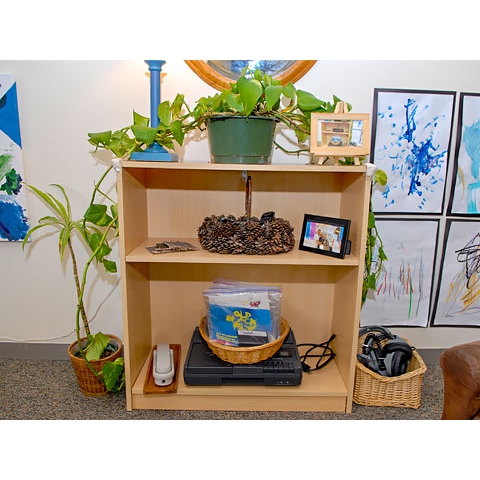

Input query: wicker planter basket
[199,316,290,364]
[353,333,427,409]
[67,334,123,397]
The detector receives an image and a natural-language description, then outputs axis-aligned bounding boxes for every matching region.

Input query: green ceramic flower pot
[207,116,277,164]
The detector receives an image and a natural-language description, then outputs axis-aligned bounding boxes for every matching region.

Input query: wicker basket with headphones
[353,326,427,409]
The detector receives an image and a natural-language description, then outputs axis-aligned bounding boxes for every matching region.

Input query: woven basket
[67,334,122,397]
[199,316,290,364]
[197,176,295,255]
[353,333,427,409]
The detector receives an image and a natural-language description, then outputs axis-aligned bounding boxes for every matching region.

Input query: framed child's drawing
[370,88,456,214]
[448,92,480,216]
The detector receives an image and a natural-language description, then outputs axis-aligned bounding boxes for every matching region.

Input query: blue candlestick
[131,60,178,162]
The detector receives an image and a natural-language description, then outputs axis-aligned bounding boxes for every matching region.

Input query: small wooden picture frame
[299,214,351,259]
[310,113,370,157]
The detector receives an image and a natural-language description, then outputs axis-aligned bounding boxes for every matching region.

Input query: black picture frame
[299,214,351,259]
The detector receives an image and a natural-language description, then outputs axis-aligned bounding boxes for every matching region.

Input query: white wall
[1,60,480,351]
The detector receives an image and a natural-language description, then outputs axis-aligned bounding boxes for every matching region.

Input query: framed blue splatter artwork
[432,219,480,326]
[0,74,29,241]
[360,218,440,327]
[448,93,480,216]
[371,88,456,214]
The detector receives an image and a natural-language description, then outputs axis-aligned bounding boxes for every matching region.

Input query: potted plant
[22,164,125,396]
[87,68,346,163]
[87,67,388,302]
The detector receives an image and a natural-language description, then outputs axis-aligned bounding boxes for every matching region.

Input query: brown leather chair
[440,340,480,419]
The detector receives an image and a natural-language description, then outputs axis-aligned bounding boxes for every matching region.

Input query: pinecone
[198,213,295,255]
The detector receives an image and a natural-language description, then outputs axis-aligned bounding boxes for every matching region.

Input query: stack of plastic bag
[203,279,282,347]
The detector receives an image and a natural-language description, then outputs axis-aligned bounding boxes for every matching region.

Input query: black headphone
[357,326,413,377]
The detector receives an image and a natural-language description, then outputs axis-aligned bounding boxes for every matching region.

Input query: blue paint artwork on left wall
[0,198,29,241]
[0,80,22,148]
[0,74,29,241]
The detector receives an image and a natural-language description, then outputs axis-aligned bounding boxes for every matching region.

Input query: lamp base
[131,143,178,162]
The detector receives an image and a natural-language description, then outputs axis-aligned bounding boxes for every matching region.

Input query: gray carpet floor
[0,358,444,420]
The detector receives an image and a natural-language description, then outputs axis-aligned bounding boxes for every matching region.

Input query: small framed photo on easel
[310,113,370,158]
[299,214,351,259]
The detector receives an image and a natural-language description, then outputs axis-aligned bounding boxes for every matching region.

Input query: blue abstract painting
[371,88,455,214]
[0,74,29,241]
[449,93,480,215]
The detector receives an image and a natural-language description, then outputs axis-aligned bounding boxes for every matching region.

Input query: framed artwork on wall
[360,218,440,328]
[0,74,29,242]
[371,88,456,215]
[432,219,480,326]
[448,92,480,216]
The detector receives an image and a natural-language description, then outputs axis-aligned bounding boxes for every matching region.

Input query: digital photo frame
[299,214,351,259]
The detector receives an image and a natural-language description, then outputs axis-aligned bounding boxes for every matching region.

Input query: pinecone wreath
[197,176,295,255]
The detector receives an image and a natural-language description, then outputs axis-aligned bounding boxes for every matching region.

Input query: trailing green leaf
[102,358,125,393]
[84,331,110,361]
[131,125,157,146]
[132,111,148,127]
[157,101,172,126]
[297,90,327,112]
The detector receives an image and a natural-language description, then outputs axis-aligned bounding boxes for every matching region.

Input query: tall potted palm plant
[22,164,124,396]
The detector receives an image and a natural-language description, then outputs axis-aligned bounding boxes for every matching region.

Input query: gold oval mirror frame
[185,60,317,90]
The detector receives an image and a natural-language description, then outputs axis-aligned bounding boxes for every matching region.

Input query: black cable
[297,334,336,373]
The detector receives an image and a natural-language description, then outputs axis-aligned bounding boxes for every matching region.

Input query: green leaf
[297,90,326,112]
[24,183,69,221]
[133,111,150,127]
[225,92,243,112]
[110,204,118,219]
[87,131,112,147]
[282,82,296,100]
[170,119,185,145]
[171,94,185,117]
[85,331,110,361]
[158,101,172,126]
[378,246,388,261]
[265,85,283,111]
[110,204,119,230]
[374,168,388,186]
[236,76,262,116]
[131,125,157,146]
[365,274,377,289]
[107,132,138,157]
[368,211,376,228]
[58,225,72,260]
[49,184,71,221]
[102,258,117,274]
[102,357,125,392]
[84,204,112,227]
[88,232,112,261]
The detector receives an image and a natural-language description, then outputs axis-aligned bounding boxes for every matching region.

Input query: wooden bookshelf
[117,162,371,412]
